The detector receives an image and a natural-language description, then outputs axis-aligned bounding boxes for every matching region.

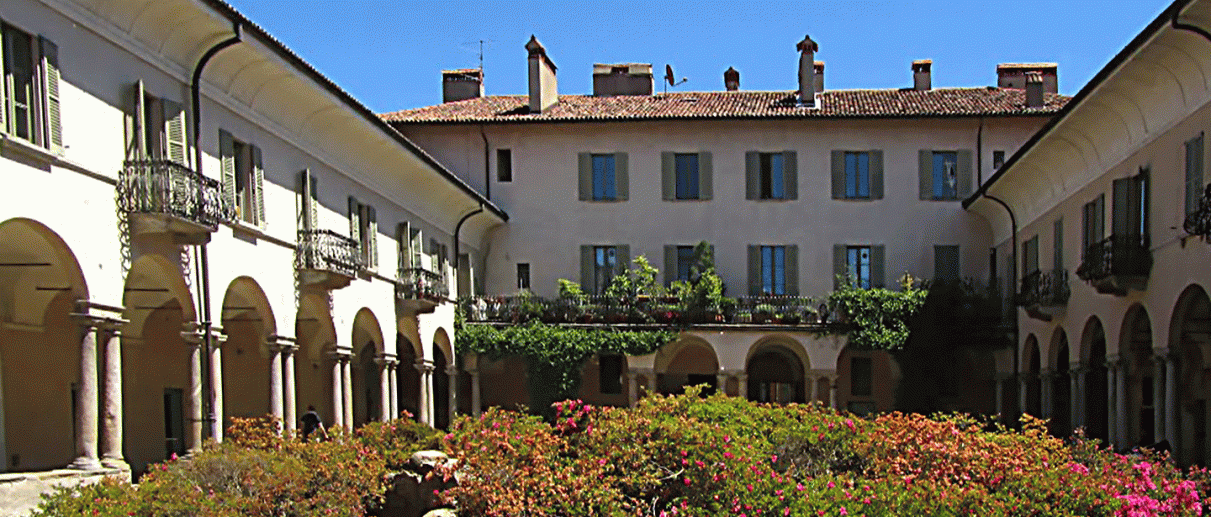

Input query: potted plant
[754,303,775,324]
[735,310,752,324]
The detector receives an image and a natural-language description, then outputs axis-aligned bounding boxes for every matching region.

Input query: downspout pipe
[190,23,241,440]
[1172,7,1211,43]
[453,206,485,269]
[480,125,491,200]
[981,193,1019,424]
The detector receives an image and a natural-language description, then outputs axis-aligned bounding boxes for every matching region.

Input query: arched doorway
[122,253,196,474]
[432,328,454,429]
[351,308,384,427]
[1050,329,1071,436]
[294,292,337,431]
[655,338,719,396]
[1121,305,1155,448]
[1082,317,1109,443]
[1024,334,1041,417]
[0,219,89,472]
[396,333,420,419]
[1170,285,1210,466]
[747,338,808,404]
[220,277,275,426]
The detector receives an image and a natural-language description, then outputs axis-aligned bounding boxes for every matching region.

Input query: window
[934,245,959,282]
[746,151,797,200]
[932,151,958,199]
[845,152,870,199]
[1112,168,1149,246]
[1186,134,1204,217]
[748,244,797,295]
[599,355,623,395]
[347,197,378,270]
[1,24,60,152]
[133,82,188,164]
[516,263,530,290]
[497,148,512,182]
[675,153,699,200]
[761,245,786,295]
[1082,194,1105,253]
[850,357,873,397]
[834,244,884,289]
[993,150,1006,170]
[920,150,972,201]
[1022,235,1039,275]
[1053,219,1064,270]
[675,246,695,283]
[846,246,872,289]
[831,150,883,200]
[592,154,616,200]
[219,130,265,226]
[580,245,627,295]
[578,152,628,201]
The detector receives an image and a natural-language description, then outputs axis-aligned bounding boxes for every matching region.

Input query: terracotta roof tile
[382,88,1069,124]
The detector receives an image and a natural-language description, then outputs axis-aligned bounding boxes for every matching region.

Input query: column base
[67,457,103,471]
[99,457,129,470]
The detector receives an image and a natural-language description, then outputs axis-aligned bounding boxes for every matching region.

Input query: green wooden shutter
[397,222,410,273]
[871,245,886,288]
[785,245,799,295]
[745,151,759,200]
[127,81,145,160]
[1112,177,1131,238]
[1053,219,1063,270]
[616,245,630,277]
[251,145,265,226]
[661,152,675,201]
[919,150,933,200]
[830,150,844,199]
[870,150,884,200]
[308,172,318,230]
[0,32,5,132]
[578,153,592,201]
[366,205,378,270]
[39,37,62,154]
[348,196,361,250]
[1187,134,1204,216]
[833,244,847,289]
[783,150,798,200]
[298,169,311,231]
[411,227,423,271]
[747,245,761,296]
[1096,194,1105,244]
[956,149,974,197]
[580,245,594,293]
[699,151,713,200]
[162,99,187,165]
[664,245,677,286]
[219,129,236,213]
[615,153,629,201]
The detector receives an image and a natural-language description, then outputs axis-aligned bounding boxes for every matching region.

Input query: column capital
[629,367,655,375]
[329,348,353,361]
[414,359,435,374]
[375,354,398,367]
[72,301,126,330]
[266,335,297,353]
[1039,368,1058,380]
[445,365,460,376]
[1153,348,1177,362]
[1105,354,1124,369]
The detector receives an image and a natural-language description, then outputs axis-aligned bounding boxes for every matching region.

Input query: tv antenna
[663,64,688,94]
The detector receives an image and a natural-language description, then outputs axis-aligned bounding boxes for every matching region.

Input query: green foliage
[828,273,928,350]
[605,255,662,299]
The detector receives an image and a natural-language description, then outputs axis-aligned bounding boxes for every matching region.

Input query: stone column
[446,365,459,424]
[1165,352,1178,449]
[1070,366,1085,432]
[994,374,1006,420]
[738,373,749,401]
[209,328,225,443]
[342,356,353,428]
[376,357,393,421]
[331,352,346,429]
[468,368,481,416]
[1040,369,1054,420]
[626,369,638,406]
[1106,356,1120,450]
[645,368,657,395]
[415,360,432,425]
[806,374,820,405]
[1153,353,1166,444]
[388,362,399,419]
[828,375,839,409]
[1019,374,1030,417]
[716,371,731,397]
[181,325,205,454]
[99,319,128,470]
[268,340,284,430]
[1115,357,1128,449]
[283,345,297,433]
[68,312,105,470]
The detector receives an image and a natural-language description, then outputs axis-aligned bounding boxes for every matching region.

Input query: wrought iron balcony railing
[397,268,449,302]
[118,159,233,230]
[1017,269,1071,308]
[461,294,828,326]
[1076,235,1152,282]
[297,229,363,279]
[1185,185,1211,239]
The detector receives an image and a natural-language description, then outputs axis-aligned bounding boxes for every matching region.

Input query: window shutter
[830,150,844,199]
[219,129,236,213]
[1053,219,1063,270]
[833,244,847,289]
[661,152,675,201]
[745,151,759,200]
[127,81,146,160]
[664,245,677,286]
[251,145,266,226]
[308,172,318,230]
[782,150,798,200]
[578,153,592,201]
[397,222,410,272]
[1096,194,1105,244]
[785,245,799,295]
[39,36,62,154]
[871,245,886,288]
[870,150,884,200]
[366,205,378,270]
[616,245,630,277]
[1112,177,1131,238]
[162,99,188,165]
[1187,134,1204,216]
[699,151,713,200]
[0,34,6,132]
[348,196,361,249]
[298,169,312,231]
[580,245,593,292]
[411,227,424,271]
[747,245,761,296]
[615,153,629,201]
[956,149,974,197]
[918,150,932,200]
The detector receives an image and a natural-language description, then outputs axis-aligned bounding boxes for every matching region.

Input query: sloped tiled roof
[382,87,1069,124]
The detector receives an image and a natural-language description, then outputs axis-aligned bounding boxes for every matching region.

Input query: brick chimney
[796,34,818,107]
[1025,71,1045,108]
[593,63,654,96]
[997,63,1058,93]
[525,35,558,113]
[724,66,740,91]
[913,60,932,91]
[441,68,483,103]
[814,61,825,93]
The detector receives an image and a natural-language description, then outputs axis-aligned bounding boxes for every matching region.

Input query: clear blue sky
[225,0,1169,113]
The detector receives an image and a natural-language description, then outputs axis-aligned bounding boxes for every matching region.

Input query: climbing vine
[827,274,928,350]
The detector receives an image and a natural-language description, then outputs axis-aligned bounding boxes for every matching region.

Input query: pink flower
[840,507,848,515]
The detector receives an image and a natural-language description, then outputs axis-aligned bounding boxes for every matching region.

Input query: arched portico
[1169,284,1210,466]
[220,277,277,429]
[746,336,810,404]
[1120,304,1156,448]
[655,336,719,396]
[1049,328,1072,436]
[431,328,454,429]
[1081,317,1109,444]
[1022,334,1042,417]
[351,308,385,428]
[295,292,338,430]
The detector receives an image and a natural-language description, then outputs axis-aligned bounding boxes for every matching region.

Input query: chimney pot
[525,35,558,113]
[441,68,483,103]
[996,63,1058,93]
[814,61,825,93]
[1025,71,1045,108]
[796,34,818,107]
[593,63,654,96]
[912,59,932,91]
[724,66,740,91]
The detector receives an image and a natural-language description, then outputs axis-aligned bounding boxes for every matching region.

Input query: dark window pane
[675,153,699,199]
[592,154,616,200]
[851,357,873,397]
[676,246,695,282]
[932,152,958,199]
[516,263,530,290]
[497,149,512,182]
[599,355,623,394]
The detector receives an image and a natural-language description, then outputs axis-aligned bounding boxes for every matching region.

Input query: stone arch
[122,254,195,336]
[352,308,385,356]
[220,277,277,425]
[655,336,720,395]
[0,219,90,471]
[746,336,808,404]
[1049,328,1072,436]
[1120,304,1156,447]
[396,333,420,419]
[1023,334,1042,418]
[351,308,386,427]
[431,328,454,429]
[1168,284,1210,466]
[432,327,454,364]
[295,293,337,429]
[1081,316,1109,442]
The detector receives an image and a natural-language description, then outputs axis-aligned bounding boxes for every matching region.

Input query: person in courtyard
[300,405,327,440]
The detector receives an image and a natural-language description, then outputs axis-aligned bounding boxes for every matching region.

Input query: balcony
[461,294,834,329]
[297,229,363,289]
[1185,185,1211,240]
[1017,269,1070,320]
[1076,236,1152,295]
[118,160,233,244]
[396,268,448,313]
